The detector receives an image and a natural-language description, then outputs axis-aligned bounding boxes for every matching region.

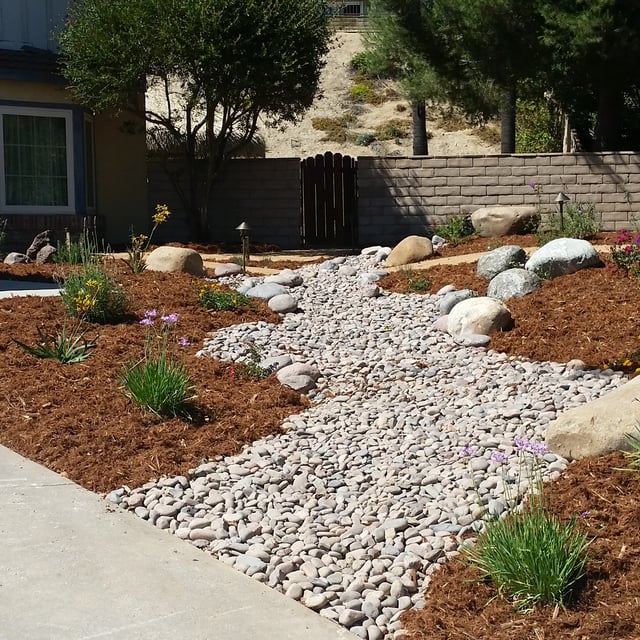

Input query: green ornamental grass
[461,500,590,611]
[459,437,591,611]
[118,310,195,418]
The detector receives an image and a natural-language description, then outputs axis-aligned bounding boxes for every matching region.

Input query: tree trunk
[500,86,517,154]
[412,101,428,155]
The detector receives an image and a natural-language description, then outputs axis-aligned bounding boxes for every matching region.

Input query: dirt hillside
[259,32,501,159]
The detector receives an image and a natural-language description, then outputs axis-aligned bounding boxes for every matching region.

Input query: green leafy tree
[539,0,640,151]
[59,0,330,240]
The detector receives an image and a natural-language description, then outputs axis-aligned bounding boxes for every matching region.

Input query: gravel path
[115,254,624,640]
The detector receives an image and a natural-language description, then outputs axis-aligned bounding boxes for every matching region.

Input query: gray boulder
[4,252,29,264]
[265,270,303,287]
[386,235,433,267]
[214,263,243,277]
[26,230,52,260]
[476,245,527,281]
[487,268,542,301]
[35,244,56,264]
[447,297,513,338]
[245,282,288,300]
[277,362,321,394]
[268,293,298,314]
[145,246,205,276]
[471,206,537,237]
[259,355,292,373]
[525,238,602,278]
[546,375,640,459]
[362,284,381,298]
[439,289,478,316]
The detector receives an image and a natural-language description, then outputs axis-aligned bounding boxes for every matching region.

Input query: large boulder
[214,263,243,277]
[471,206,537,237]
[487,268,542,301]
[145,246,205,276]
[546,376,640,459]
[268,293,298,313]
[35,244,56,264]
[525,238,602,278]
[476,245,527,281]
[385,235,433,267]
[447,296,513,338]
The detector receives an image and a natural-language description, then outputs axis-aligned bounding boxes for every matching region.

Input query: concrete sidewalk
[0,445,354,640]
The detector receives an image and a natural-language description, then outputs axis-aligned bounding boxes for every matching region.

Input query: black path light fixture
[236,221,251,273]
[554,191,570,232]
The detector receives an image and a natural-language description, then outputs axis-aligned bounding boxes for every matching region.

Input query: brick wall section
[358,152,640,246]
[148,158,301,248]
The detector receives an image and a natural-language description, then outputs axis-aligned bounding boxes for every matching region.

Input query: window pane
[3,113,69,206]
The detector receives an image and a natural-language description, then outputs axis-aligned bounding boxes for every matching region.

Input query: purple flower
[161,313,179,325]
[528,181,537,189]
[580,510,591,518]
[139,317,154,326]
[514,437,548,456]
[491,451,509,465]
[178,336,191,346]
[144,309,158,318]
[459,444,478,458]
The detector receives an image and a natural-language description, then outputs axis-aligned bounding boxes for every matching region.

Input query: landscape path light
[235,221,251,273]
[555,191,570,232]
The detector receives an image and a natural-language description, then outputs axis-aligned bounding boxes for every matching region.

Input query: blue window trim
[0,99,91,215]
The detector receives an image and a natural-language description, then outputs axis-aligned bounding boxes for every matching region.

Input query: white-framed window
[0,106,75,213]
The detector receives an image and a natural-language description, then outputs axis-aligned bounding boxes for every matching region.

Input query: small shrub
[311,114,356,143]
[601,334,640,375]
[13,322,97,364]
[406,274,431,293]
[475,124,501,146]
[516,98,562,154]
[373,118,409,141]
[355,132,376,146]
[196,282,253,311]
[60,263,129,323]
[536,201,600,244]
[350,83,374,103]
[395,103,408,113]
[228,342,272,381]
[435,215,475,245]
[118,310,195,417]
[609,228,640,277]
[349,51,369,74]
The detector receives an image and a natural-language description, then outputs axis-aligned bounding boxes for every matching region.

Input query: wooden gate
[301,152,357,247]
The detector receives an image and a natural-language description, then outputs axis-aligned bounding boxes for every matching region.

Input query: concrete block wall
[148,157,301,248]
[149,151,640,250]
[358,152,640,246]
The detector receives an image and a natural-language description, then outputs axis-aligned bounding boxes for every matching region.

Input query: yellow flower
[73,292,95,315]
[623,359,633,367]
[601,364,609,370]
[85,279,100,291]
[152,204,171,225]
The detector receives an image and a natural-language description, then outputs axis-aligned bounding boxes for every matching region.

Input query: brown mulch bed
[1,234,639,639]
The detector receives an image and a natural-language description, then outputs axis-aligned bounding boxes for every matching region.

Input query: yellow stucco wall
[0,80,147,246]
[93,108,147,246]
